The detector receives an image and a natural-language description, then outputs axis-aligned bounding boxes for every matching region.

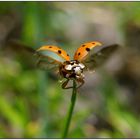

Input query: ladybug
[36,41,118,89]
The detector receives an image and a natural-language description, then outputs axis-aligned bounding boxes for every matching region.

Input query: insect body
[36,42,118,89]
[59,60,85,89]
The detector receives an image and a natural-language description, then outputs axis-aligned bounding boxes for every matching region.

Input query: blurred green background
[0,1,140,138]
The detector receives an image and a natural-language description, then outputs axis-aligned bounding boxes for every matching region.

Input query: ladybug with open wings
[36,41,118,89]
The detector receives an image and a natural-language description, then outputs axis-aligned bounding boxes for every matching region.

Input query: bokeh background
[0,1,140,138]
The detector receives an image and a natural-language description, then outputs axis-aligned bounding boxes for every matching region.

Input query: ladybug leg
[62,79,69,89]
[62,79,84,89]
[62,79,71,89]
[76,79,85,89]
[62,79,75,89]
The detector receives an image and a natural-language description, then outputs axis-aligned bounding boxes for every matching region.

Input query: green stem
[62,80,77,138]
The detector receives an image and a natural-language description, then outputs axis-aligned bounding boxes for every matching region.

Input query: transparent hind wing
[6,39,62,72]
[36,52,62,72]
[82,44,119,70]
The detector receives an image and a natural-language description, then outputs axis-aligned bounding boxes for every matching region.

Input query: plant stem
[62,80,77,138]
